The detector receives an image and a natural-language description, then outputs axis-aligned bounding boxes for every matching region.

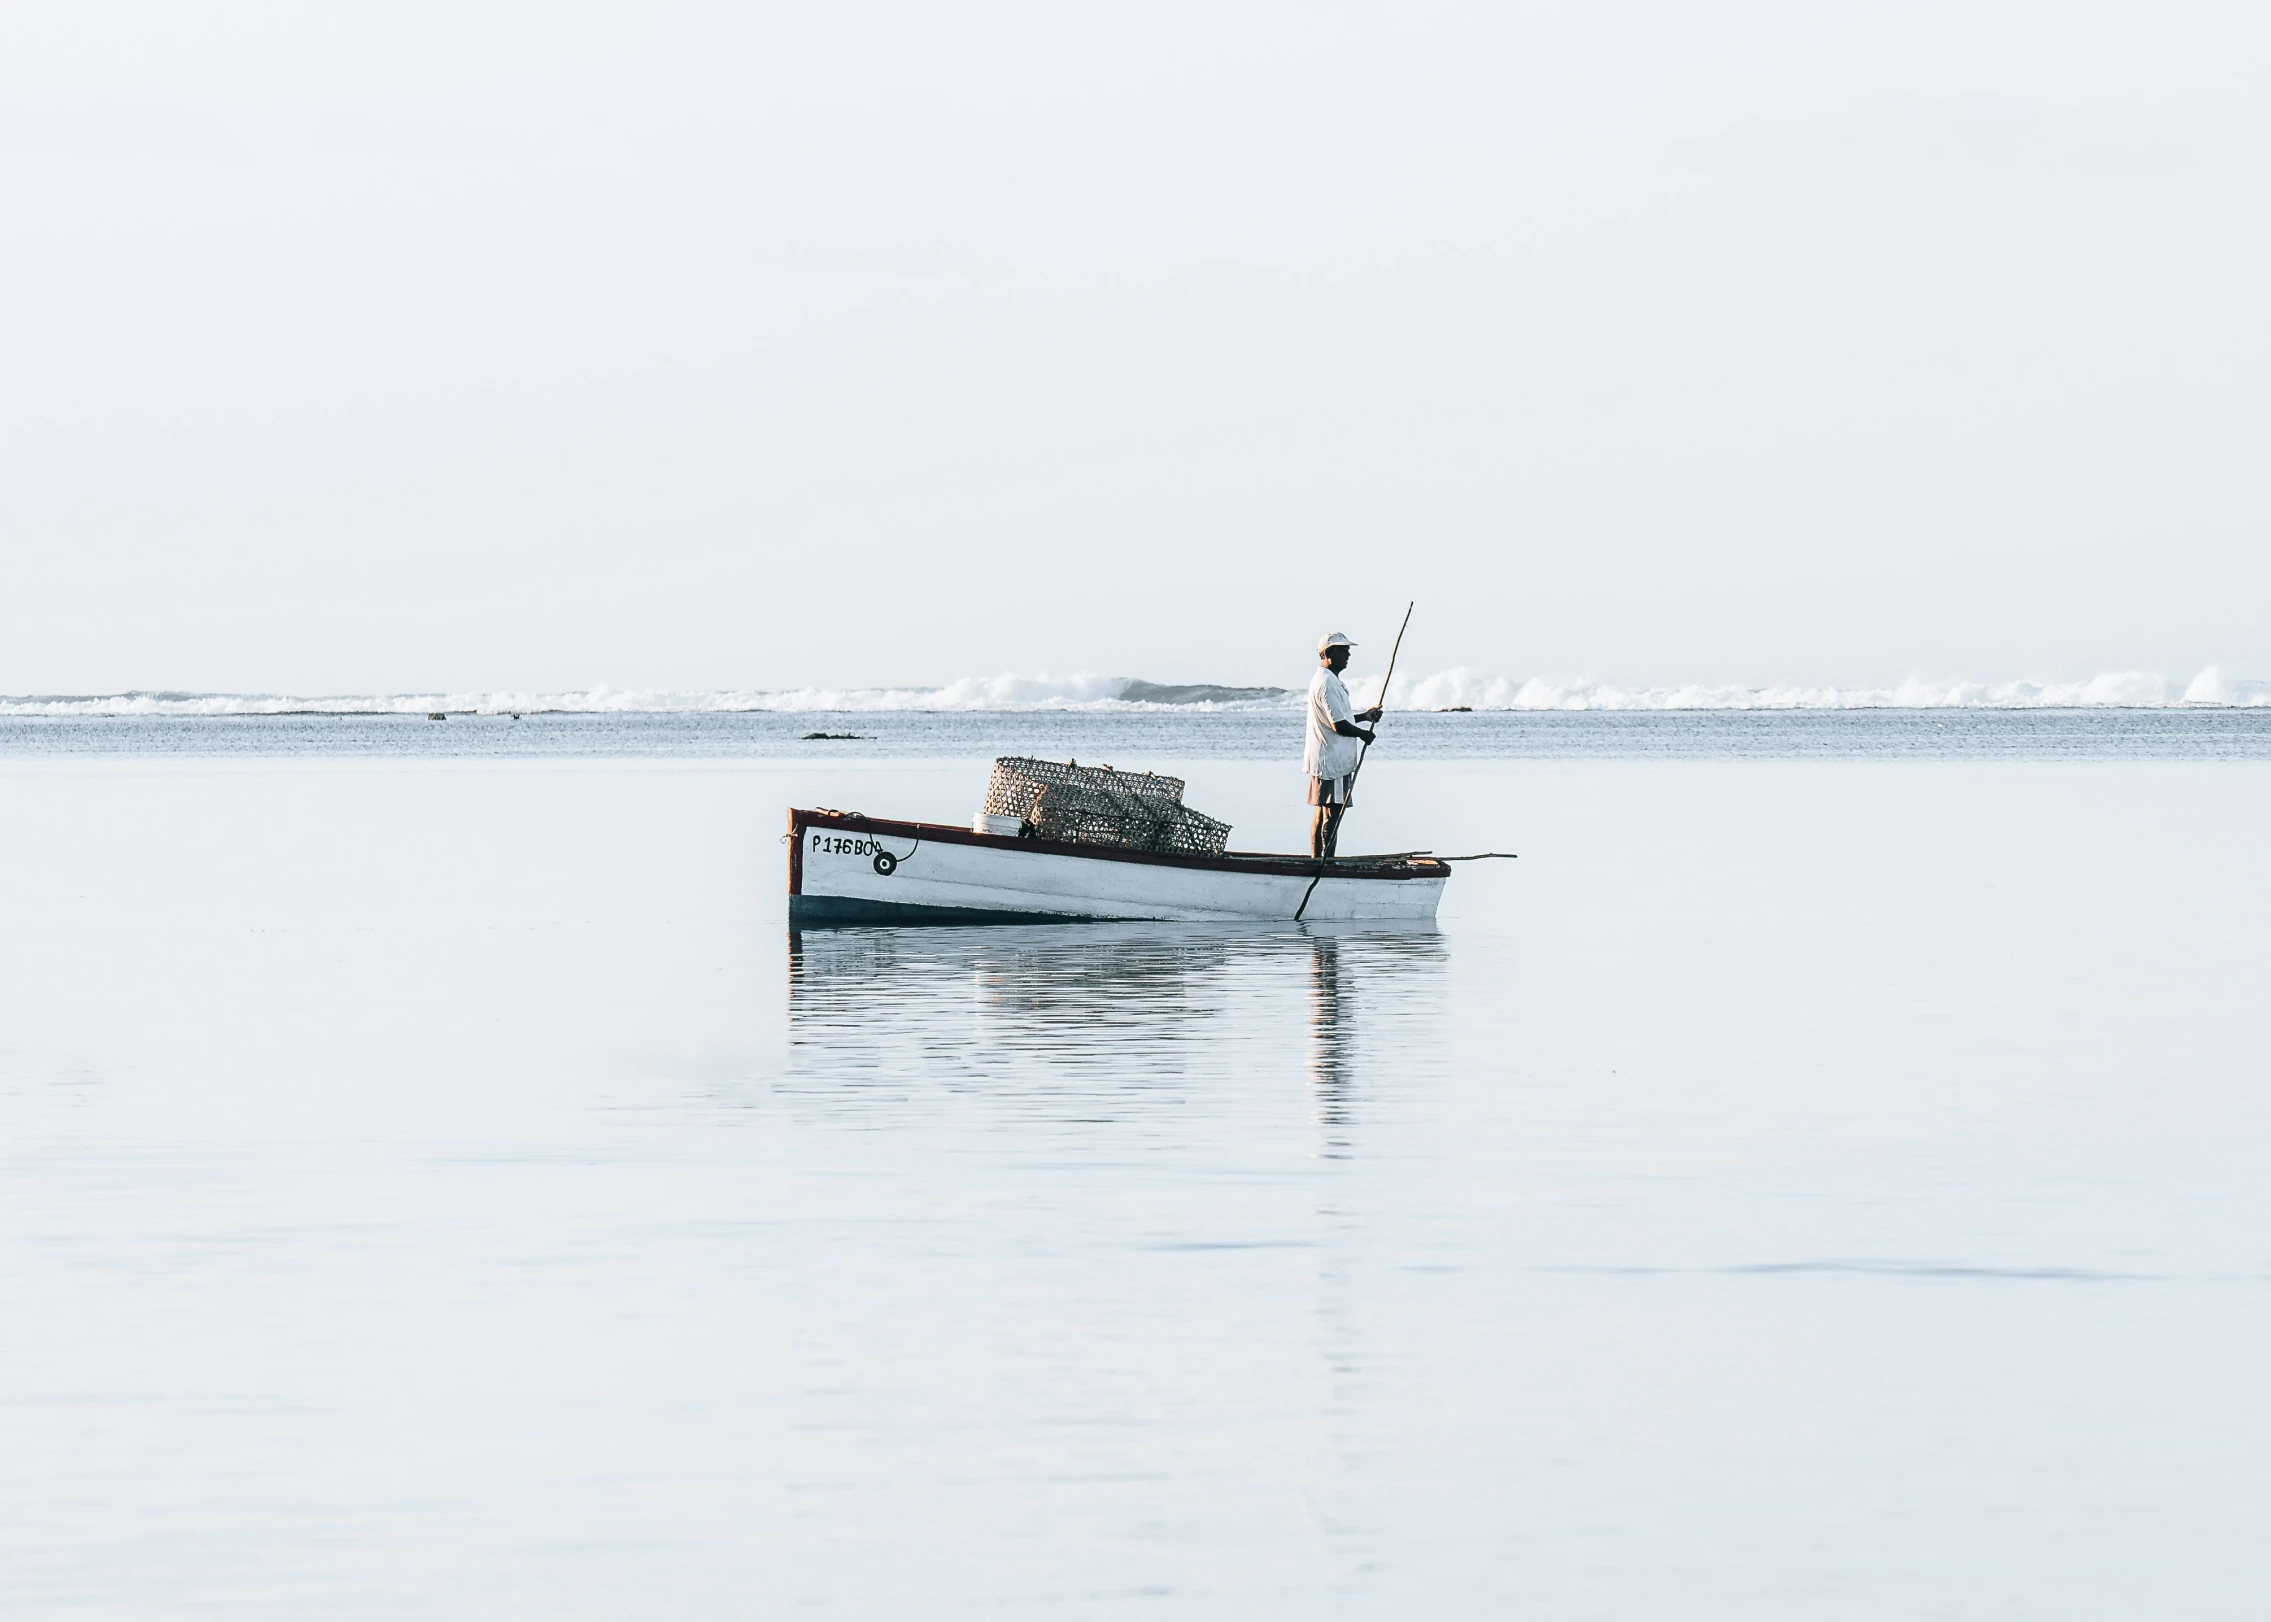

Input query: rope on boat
[797,810,921,875]
[870,829,920,876]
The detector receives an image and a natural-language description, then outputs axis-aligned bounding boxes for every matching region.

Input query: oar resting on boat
[1332,850,1519,864]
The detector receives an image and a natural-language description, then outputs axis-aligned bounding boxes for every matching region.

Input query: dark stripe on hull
[789,894,1130,928]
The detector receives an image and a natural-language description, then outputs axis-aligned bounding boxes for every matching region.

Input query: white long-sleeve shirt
[1304,667,1361,779]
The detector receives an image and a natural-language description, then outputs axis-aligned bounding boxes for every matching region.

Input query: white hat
[1318,630,1356,652]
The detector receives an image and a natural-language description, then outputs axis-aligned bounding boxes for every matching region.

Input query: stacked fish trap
[981,757,1231,856]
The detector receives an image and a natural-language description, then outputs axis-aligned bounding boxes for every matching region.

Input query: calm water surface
[2,735,2266,1617]
[6,705,2271,760]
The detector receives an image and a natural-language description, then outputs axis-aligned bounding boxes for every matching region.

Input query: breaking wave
[0,676,1288,718]
[1389,666,2271,711]
[4,668,2266,717]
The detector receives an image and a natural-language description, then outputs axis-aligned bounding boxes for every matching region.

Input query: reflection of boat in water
[789,920,1422,1021]
[789,808,1449,927]
[785,923,1449,1143]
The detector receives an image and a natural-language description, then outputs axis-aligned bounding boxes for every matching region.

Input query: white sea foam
[4,668,2266,717]
[1386,667,2271,711]
[0,675,1269,718]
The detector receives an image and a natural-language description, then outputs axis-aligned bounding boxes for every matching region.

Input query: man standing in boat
[1307,631,1382,859]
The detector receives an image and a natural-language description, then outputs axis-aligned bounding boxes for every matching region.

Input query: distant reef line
[4,667,2269,716]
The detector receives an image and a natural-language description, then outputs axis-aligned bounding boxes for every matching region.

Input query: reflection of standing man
[1306,631,1383,859]
[1306,933,1354,1141]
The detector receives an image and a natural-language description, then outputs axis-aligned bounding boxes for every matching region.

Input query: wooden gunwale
[788,808,1446,887]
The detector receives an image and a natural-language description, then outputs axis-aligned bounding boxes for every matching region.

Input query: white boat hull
[789,810,1447,926]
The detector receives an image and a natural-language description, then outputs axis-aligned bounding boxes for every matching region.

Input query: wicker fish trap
[982,757,1231,856]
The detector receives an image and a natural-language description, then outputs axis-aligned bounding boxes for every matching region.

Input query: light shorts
[1307,773,1355,807]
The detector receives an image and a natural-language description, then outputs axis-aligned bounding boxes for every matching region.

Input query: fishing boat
[788,806,1450,926]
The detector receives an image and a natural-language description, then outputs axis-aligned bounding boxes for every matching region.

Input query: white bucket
[972,812,1026,837]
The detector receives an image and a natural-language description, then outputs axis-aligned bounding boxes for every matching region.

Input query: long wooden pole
[1346,599,1414,799]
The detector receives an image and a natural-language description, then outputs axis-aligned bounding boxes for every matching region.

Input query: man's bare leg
[1310,803,1345,860]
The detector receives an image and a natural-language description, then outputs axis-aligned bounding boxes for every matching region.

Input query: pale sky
[3,1,2265,695]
